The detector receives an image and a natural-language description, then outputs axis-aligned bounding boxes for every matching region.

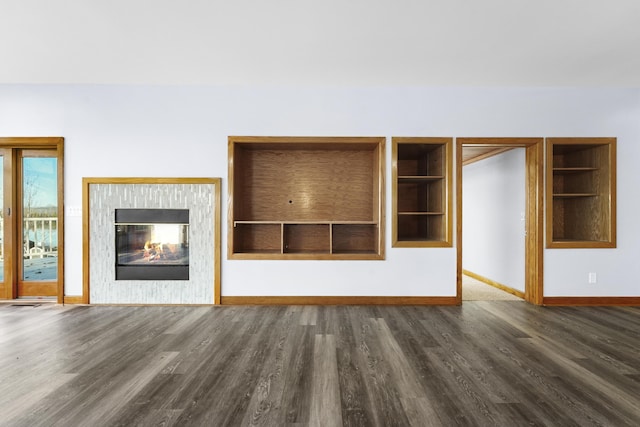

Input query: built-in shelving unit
[392,137,453,247]
[228,136,385,259]
[546,137,616,248]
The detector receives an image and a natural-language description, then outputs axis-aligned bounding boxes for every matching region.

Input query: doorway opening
[0,138,64,303]
[456,138,543,305]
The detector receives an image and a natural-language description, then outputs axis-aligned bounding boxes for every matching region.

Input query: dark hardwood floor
[0,301,638,426]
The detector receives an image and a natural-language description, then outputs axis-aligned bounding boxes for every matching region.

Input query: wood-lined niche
[392,137,453,247]
[228,136,385,260]
[546,137,616,248]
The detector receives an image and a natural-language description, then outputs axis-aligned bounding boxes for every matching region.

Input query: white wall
[0,85,638,298]
[462,149,526,292]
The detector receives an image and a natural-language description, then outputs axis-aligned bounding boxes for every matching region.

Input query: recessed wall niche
[228,136,385,260]
[83,178,221,304]
[546,137,616,248]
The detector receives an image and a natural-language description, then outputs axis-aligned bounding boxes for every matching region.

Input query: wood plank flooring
[0,302,638,426]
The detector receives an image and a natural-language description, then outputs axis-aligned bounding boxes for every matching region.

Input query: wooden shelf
[392,137,453,247]
[553,193,598,198]
[234,220,377,225]
[397,212,445,215]
[553,167,598,173]
[398,176,445,182]
[546,138,616,248]
[228,136,385,259]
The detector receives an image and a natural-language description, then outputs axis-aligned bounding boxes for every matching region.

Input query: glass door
[17,150,59,297]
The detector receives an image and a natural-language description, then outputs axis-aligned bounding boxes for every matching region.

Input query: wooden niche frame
[546,137,616,248]
[81,177,222,304]
[392,137,453,247]
[228,136,386,260]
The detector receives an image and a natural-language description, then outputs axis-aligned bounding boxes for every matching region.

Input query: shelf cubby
[546,138,616,248]
[233,222,282,254]
[392,137,453,247]
[332,224,377,254]
[284,224,330,254]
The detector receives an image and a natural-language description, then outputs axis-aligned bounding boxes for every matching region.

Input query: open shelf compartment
[546,138,616,248]
[392,137,453,247]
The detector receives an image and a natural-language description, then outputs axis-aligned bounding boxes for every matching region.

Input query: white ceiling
[1,0,639,86]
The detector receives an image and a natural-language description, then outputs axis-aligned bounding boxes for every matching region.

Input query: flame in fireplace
[152,224,182,244]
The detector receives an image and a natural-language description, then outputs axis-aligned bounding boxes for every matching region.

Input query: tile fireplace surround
[84,178,221,304]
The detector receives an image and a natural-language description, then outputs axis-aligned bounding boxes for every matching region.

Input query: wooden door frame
[0,137,64,303]
[456,138,544,305]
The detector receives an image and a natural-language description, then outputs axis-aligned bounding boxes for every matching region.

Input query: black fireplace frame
[115,208,189,281]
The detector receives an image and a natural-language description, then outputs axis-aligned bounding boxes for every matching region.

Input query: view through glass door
[0,138,64,301]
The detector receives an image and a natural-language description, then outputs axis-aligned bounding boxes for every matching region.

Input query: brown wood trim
[212,178,222,305]
[0,137,64,147]
[458,137,542,146]
[546,240,617,249]
[1,149,14,300]
[463,269,525,299]
[228,136,386,260]
[545,137,616,249]
[221,296,459,306]
[82,177,222,305]
[377,140,386,259]
[227,139,235,262]
[457,137,544,306]
[456,139,463,305]
[527,141,545,305]
[57,142,65,304]
[391,137,453,248]
[462,147,514,166]
[63,296,84,304]
[228,253,385,261]
[227,135,385,145]
[82,177,219,185]
[17,282,58,297]
[89,303,220,307]
[543,297,640,306]
[82,178,91,304]
[545,137,617,145]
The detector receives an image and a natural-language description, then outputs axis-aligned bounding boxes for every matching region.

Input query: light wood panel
[236,149,374,221]
[1,303,639,425]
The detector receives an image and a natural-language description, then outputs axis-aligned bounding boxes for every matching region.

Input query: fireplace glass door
[115,209,190,280]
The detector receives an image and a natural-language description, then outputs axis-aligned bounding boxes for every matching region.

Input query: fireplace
[115,209,189,280]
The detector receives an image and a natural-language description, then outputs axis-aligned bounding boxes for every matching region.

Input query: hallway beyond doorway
[462,274,522,301]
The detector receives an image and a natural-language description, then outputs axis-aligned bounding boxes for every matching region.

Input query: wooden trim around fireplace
[82,177,222,305]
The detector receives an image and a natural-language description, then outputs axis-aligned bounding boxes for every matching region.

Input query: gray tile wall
[89,183,216,304]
